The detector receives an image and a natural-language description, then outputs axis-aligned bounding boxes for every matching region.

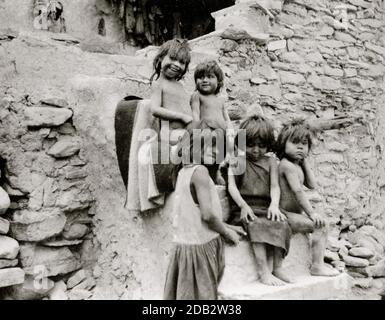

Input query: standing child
[190,60,235,184]
[276,119,339,277]
[227,114,293,286]
[164,127,245,300]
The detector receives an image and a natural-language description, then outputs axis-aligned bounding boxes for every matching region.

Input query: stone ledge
[219,273,352,300]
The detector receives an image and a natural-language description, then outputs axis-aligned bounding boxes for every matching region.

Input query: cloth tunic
[164,164,225,300]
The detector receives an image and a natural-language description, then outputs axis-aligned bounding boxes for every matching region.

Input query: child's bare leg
[252,243,285,286]
[272,248,295,283]
[310,227,339,277]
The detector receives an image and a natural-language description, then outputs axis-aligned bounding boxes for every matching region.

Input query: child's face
[284,139,309,161]
[202,140,221,165]
[161,54,186,79]
[246,142,267,160]
[196,73,218,95]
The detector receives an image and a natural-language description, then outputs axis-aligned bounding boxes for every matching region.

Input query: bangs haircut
[235,114,275,152]
[194,61,224,94]
[276,118,315,159]
[150,39,191,83]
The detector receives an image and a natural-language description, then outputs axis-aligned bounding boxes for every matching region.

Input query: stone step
[218,234,353,300]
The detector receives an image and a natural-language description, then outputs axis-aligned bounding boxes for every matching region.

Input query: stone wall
[1,0,385,299]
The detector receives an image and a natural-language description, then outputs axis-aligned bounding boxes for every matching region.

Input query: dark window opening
[112,0,235,47]
[98,18,106,36]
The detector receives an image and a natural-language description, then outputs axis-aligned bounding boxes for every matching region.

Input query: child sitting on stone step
[227,114,293,286]
[190,60,235,184]
[276,119,339,277]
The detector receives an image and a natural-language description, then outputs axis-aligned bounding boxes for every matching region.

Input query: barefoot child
[164,127,245,300]
[190,61,235,184]
[150,38,194,150]
[276,119,339,277]
[127,39,194,212]
[227,115,293,286]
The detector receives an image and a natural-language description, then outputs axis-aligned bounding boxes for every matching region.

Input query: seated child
[276,119,339,277]
[227,114,293,286]
[150,38,194,150]
[164,126,245,300]
[190,60,235,184]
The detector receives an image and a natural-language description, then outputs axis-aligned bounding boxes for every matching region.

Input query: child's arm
[190,92,200,122]
[192,166,241,244]
[268,159,286,222]
[227,167,256,224]
[282,161,325,227]
[150,82,192,124]
[301,158,317,189]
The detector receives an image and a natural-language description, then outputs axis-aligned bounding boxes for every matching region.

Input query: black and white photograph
[0,0,385,304]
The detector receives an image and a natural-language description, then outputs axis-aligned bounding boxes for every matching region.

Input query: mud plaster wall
[1,0,385,299]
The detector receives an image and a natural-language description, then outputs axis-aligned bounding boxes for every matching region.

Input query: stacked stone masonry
[0,0,385,299]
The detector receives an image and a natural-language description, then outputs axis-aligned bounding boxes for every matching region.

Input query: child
[150,38,194,149]
[126,39,193,212]
[227,114,293,286]
[276,119,339,277]
[164,127,245,300]
[191,60,235,183]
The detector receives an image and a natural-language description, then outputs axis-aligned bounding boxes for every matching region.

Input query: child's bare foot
[259,273,286,286]
[273,267,295,283]
[310,264,340,277]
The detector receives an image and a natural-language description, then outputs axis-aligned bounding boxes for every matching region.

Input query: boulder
[0,259,18,269]
[25,107,73,127]
[0,268,25,288]
[0,216,10,234]
[48,280,68,300]
[67,269,87,289]
[47,136,81,158]
[349,247,375,259]
[0,235,19,259]
[63,224,89,240]
[366,258,385,278]
[343,255,370,268]
[19,244,82,277]
[0,187,10,215]
[6,275,54,300]
[279,71,305,85]
[267,40,286,51]
[10,210,66,242]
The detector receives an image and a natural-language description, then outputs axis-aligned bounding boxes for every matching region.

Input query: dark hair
[276,118,315,159]
[150,39,191,83]
[194,60,224,94]
[235,114,275,152]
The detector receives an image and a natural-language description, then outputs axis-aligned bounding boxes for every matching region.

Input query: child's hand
[309,213,326,228]
[224,227,241,246]
[267,206,287,222]
[240,204,255,225]
[182,114,193,124]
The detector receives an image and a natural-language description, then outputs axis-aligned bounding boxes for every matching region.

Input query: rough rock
[63,224,89,240]
[220,39,238,52]
[257,84,282,99]
[343,255,370,268]
[354,277,373,289]
[25,107,73,127]
[0,259,18,269]
[10,210,66,242]
[366,258,385,278]
[0,235,19,259]
[254,64,278,80]
[268,40,286,51]
[72,277,96,291]
[67,269,87,289]
[279,51,305,64]
[279,71,305,85]
[40,98,69,108]
[48,280,68,300]
[250,77,267,85]
[0,268,25,288]
[0,216,10,234]
[308,74,341,91]
[220,28,269,43]
[19,244,82,277]
[47,137,81,158]
[56,188,94,212]
[68,288,92,300]
[364,42,385,57]
[0,187,11,215]
[349,247,375,259]
[6,275,55,300]
[42,239,83,247]
[325,249,340,262]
